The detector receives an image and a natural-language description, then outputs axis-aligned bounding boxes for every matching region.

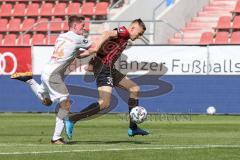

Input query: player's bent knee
[98,99,110,109]
[58,97,71,111]
[100,103,110,109]
[42,98,52,106]
[129,86,140,95]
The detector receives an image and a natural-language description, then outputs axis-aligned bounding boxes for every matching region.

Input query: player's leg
[68,86,113,122]
[29,80,52,106]
[64,86,112,140]
[11,74,52,106]
[64,71,113,139]
[117,76,149,136]
[38,83,52,106]
[52,96,71,144]
[67,64,113,122]
[64,64,113,139]
[118,76,139,128]
[42,73,70,143]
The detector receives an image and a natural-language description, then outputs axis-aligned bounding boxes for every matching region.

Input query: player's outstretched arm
[77,30,118,58]
[76,43,97,59]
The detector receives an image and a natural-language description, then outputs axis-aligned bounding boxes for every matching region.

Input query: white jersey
[42,31,91,76]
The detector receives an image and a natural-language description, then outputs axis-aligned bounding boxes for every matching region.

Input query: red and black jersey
[96,26,130,67]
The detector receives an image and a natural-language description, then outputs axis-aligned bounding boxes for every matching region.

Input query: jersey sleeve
[80,38,92,49]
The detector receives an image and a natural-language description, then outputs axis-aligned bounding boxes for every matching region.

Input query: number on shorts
[107,77,113,86]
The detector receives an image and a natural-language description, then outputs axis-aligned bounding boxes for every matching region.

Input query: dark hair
[131,18,146,31]
[68,15,85,28]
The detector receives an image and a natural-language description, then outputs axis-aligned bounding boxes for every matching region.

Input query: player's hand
[76,49,90,59]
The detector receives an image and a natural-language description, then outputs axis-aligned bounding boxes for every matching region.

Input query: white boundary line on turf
[0,144,239,147]
[0,145,240,155]
[0,144,238,147]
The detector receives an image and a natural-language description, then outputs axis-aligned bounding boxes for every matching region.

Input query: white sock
[26,79,44,101]
[52,117,64,141]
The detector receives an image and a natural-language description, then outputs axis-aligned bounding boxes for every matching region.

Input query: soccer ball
[130,106,147,124]
[206,106,216,115]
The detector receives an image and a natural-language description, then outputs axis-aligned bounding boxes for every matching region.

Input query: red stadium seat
[199,32,214,44]
[18,34,31,46]
[215,16,231,30]
[34,18,49,31]
[95,2,109,16]
[62,21,69,31]
[12,3,26,16]
[232,16,240,29]
[214,32,229,44]
[3,34,17,46]
[21,18,35,31]
[26,3,39,16]
[46,34,58,45]
[40,3,53,16]
[53,3,66,16]
[232,1,240,13]
[50,18,62,31]
[0,19,8,32]
[0,4,12,17]
[230,31,240,44]
[32,34,46,45]
[81,2,95,16]
[67,2,81,15]
[8,18,21,32]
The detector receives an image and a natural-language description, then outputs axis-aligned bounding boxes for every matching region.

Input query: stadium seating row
[0,17,90,32]
[215,16,240,30]
[0,0,125,46]
[0,33,57,45]
[0,2,108,17]
[0,0,111,4]
[200,31,240,44]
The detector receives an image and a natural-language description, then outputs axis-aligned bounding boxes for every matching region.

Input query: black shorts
[93,64,125,87]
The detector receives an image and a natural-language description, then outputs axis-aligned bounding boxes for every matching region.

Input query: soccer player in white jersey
[11,15,96,144]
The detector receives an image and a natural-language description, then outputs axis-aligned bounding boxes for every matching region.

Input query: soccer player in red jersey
[64,19,149,138]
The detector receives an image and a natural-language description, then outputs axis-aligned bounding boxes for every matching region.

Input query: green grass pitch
[0,113,239,160]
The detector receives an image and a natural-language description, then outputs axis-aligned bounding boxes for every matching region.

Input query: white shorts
[40,73,69,103]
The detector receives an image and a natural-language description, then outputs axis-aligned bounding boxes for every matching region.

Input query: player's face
[128,23,145,41]
[73,22,85,35]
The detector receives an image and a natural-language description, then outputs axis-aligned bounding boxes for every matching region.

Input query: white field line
[0,144,239,155]
[0,144,239,147]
